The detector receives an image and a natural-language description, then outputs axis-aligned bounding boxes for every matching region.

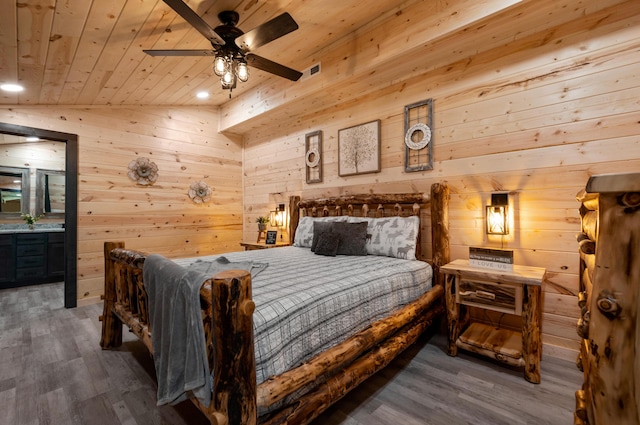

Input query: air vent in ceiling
[300,62,321,81]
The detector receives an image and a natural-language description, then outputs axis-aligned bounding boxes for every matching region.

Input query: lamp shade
[486,193,509,235]
[270,204,286,227]
[486,205,508,235]
[236,61,249,82]
[221,70,236,89]
[213,56,228,77]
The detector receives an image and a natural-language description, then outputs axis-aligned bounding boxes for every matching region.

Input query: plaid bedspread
[174,246,433,385]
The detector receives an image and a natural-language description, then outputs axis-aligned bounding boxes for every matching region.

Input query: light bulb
[213,56,228,77]
[236,61,249,82]
[221,70,235,88]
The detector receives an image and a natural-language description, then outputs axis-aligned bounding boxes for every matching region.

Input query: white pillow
[348,216,420,260]
[293,216,348,248]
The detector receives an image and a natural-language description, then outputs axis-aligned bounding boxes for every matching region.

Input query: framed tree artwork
[305,130,323,183]
[338,119,381,176]
[404,99,433,172]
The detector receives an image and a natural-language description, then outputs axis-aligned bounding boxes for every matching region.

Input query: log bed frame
[99,183,450,425]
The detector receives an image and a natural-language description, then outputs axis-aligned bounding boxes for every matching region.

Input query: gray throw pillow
[311,221,334,252]
[332,221,368,256]
[314,231,340,256]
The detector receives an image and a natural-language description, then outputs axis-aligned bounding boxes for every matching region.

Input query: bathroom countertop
[0,224,65,234]
[0,228,65,234]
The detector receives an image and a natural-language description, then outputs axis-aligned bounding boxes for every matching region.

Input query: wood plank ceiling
[4,0,628,134]
[0,0,419,108]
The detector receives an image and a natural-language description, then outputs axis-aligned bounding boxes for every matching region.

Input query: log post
[211,270,257,425]
[100,241,124,349]
[430,183,450,286]
[444,273,459,356]
[522,283,542,383]
[288,195,300,244]
[588,191,640,423]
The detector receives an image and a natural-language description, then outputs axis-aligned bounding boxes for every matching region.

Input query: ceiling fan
[144,0,303,93]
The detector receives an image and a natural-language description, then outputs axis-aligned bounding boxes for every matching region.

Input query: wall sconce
[486,193,509,235]
[270,203,286,228]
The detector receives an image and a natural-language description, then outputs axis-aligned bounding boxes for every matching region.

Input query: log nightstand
[442,259,545,383]
[240,242,290,251]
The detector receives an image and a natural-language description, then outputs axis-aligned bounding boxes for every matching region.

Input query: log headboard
[287,182,450,285]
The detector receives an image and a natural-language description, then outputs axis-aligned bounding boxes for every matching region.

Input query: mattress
[174,246,433,385]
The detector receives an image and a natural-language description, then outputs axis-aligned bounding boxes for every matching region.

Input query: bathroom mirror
[36,169,65,217]
[0,166,30,215]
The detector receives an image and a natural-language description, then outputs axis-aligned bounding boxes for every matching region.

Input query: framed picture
[338,120,381,176]
[265,230,277,244]
[305,130,322,184]
[404,99,433,172]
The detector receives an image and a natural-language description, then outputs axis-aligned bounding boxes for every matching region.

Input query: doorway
[0,122,78,308]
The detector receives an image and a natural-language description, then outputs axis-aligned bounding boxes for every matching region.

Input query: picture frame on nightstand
[265,230,277,244]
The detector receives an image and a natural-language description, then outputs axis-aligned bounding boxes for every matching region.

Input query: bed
[99,183,450,425]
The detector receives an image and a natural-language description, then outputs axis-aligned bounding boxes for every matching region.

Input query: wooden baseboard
[543,341,579,362]
[77,295,101,307]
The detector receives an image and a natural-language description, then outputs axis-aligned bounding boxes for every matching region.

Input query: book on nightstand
[469,247,514,271]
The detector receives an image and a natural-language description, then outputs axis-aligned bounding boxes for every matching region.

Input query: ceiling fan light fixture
[236,60,249,82]
[145,2,302,94]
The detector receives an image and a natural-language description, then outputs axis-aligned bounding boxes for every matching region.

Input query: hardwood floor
[0,283,582,425]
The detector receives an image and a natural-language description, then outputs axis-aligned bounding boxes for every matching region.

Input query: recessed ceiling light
[196,91,209,99]
[0,83,24,92]
[13,180,21,184]
[25,136,40,142]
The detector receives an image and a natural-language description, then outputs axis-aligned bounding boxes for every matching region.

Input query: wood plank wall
[0,106,243,304]
[239,1,640,359]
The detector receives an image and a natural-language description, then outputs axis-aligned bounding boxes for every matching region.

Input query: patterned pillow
[293,216,348,248]
[348,216,420,260]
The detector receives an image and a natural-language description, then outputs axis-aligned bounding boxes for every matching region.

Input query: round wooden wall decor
[128,157,158,185]
[188,180,212,204]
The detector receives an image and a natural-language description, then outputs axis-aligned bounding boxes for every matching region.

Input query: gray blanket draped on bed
[143,254,267,407]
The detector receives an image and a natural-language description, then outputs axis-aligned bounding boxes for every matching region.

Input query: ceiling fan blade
[246,53,302,81]
[144,49,216,56]
[162,0,224,47]
[236,13,298,51]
